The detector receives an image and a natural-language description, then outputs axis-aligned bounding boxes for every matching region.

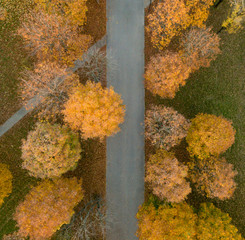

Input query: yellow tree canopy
[63,81,125,140]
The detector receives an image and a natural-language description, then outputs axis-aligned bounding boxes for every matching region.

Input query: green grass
[0,113,38,239]
[0,0,34,124]
[148,1,245,236]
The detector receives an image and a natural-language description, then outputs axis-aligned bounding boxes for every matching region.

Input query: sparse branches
[20,61,79,119]
[145,105,190,149]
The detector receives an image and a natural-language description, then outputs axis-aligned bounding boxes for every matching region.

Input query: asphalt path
[106,0,145,239]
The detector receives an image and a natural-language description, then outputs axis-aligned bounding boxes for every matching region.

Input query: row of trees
[141,0,244,237]
[1,0,124,239]
[137,198,244,240]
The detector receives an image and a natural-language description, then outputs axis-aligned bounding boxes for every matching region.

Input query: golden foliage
[180,27,221,71]
[14,177,84,240]
[17,9,92,66]
[186,0,215,27]
[144,52,191,98]
[186,113,236,159]
[145,105,190,149]
[0,163,13,207]
[21,122,82,179]
[197,203,244,240]
[136,201,197,240]
[63,81,125,140]
[189,157,237,200]
[34,0,88,26]
[146,0,215,49]
[20,61,80,119]
[146,149,191,203]
[223,0,245,33]
[146,0,190,49]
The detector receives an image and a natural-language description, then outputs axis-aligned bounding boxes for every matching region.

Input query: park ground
[0,0,245,238]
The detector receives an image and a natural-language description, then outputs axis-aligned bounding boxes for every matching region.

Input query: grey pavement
[106,0,145,239]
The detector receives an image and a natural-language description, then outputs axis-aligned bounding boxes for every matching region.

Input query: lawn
[0,113,38,238]
[145,0,245,236]
[0,0,35,124]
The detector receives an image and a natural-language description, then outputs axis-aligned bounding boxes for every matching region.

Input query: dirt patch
[83,0,106,43]
[65,139,106,198]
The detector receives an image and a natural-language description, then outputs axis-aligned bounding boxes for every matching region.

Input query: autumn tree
[34,0,88,27]
[146,0,215,49]
[17,9,92,66]
[196,202,244,240]
[146,0,190,49]
[188,157,237,200]
[186,113,236,159]
[20,61,79,120]
[145,105,190,149]
[145,149,191,203]
[0,163,13,207]
[14,177,84,240]
[21,122,82,179]
[136,200,197,240]
[144,52,191,98]
[180,27,221,71]
[63,81,125,140]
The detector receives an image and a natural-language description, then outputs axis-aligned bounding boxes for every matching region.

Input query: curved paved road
[106,0,145,239]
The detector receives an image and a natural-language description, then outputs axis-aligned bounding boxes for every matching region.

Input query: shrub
[145,52,191,98]
[146,0,190,49]
[63,81,125,140]
[189,157,237,200]
[136,201,197,240]
[34,0,88,27]
[180,27,221,71]
[20,61,79,120]
[17,9,92,66]
[0,163,13,207]
[186,0,215,27]
[186,113,236,159]
[21,122,82,179]
[14,177,84,240]
[145,105,190,149]
[145,149,191,203]
[197,202,244,240]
